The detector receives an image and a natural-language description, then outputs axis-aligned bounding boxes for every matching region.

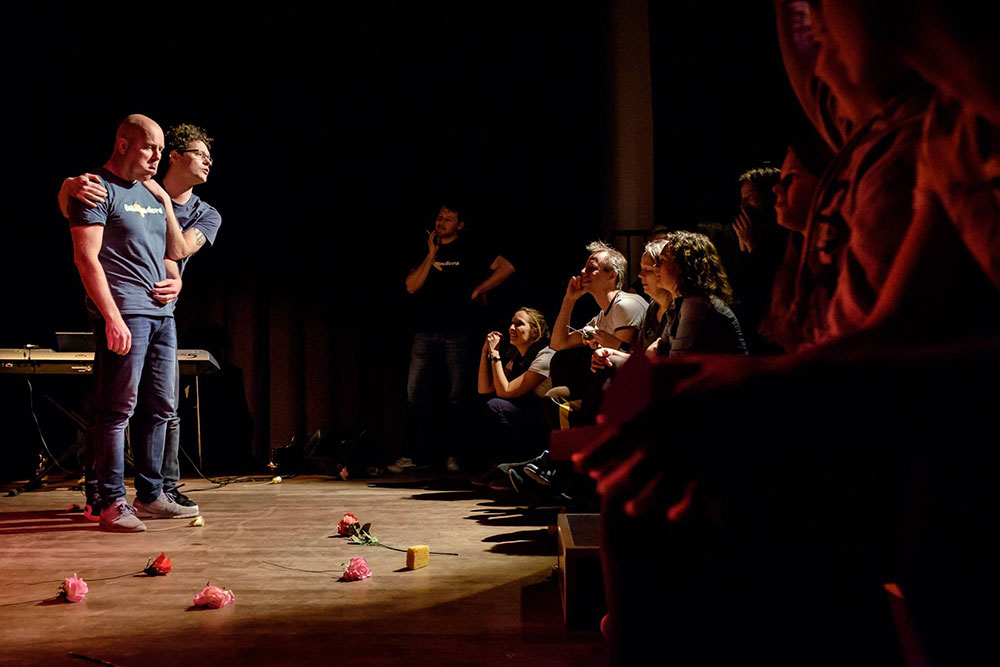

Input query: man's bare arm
[58,174,108,218]
[70,225,131,355]
[152,259,183,305]
[405,231,439,294]
[140,180,186,260]
[551,276,587,350]
[471,255,515,300]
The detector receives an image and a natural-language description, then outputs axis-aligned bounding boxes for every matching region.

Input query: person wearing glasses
[60,123,221,520]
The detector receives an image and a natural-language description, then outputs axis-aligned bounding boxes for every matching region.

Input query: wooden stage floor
[0,474,604,666]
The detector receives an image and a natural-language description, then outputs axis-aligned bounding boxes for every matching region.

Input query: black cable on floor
[26,378,77,475]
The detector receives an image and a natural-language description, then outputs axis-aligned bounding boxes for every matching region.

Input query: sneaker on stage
[99,498,147,533]
[164,485,200,513]
[488,475,513,491]
[134,492,199,519]
[83,497,101,522]
[523,462,559,487]
[387,457,418,474]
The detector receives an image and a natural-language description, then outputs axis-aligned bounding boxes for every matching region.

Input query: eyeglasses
[178,149,213,165]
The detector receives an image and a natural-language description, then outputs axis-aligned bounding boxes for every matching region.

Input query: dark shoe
[471,468,499,486]
[523,462,558,487]
[83,495,101,522]
[164,484,199,511]
[488,475,513,491]
[507,466,528,493]
[387,457,417,474]
[496,450,549,477]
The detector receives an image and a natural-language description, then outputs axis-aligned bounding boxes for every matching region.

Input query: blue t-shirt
[68,167,170,319]
[173,192,222,276]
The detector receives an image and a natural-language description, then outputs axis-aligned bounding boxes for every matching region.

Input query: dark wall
[3,1,610,463]
[3,1,808,466]
[649,1,812,226]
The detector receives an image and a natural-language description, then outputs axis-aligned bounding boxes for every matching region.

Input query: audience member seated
[627,226,671,294]
[591,239,672,371]
[760,138,832,352]
[728,166,786,353]
[548,240,646,422]
[776,0,932,344]
[650,231,748,356]
[472,307,554,487]
[570,4,999,664]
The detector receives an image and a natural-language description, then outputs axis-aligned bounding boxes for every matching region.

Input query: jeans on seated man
[548,240,646,424]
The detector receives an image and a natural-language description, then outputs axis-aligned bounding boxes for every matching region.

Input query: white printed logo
[124,202,165,218]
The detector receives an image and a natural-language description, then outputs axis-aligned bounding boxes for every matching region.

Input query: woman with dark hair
[653,231,748,356]
[761,139,832,352]
[472,307,555,482]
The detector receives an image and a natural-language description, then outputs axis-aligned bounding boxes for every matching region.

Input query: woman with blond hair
[472,307,555,484]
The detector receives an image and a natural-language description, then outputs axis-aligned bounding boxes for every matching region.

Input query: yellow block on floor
[406,545,430,570]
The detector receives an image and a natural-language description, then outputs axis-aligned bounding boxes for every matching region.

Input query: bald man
[68,114,197,532]
[61,123,221,519]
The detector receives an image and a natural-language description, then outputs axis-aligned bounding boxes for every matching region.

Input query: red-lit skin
[809,5,882,126]
[817,0,884,88]
[773,148,818,234]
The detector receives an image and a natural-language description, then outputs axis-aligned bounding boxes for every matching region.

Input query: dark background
[2,1,809,473]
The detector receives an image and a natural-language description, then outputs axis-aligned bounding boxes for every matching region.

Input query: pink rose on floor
[337,513,359,535]
[343,556,372,581]
[61,573,88,602]
[193,584,235,608]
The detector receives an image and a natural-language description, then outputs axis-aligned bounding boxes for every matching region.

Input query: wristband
[491,356,502,363]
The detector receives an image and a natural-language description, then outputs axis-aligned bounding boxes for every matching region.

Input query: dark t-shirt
[637,299,668,352]
[173,193,222,277]
[659,294,748,356]
[68,167,170,319]
[411,235,496,333]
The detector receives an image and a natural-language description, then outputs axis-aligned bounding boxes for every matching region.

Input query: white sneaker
[134,492,199,519]
[445,456,461,473]
[99,498,147,533]
[387,457,417,474]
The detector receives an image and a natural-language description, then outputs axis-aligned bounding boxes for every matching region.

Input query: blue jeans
[91,316,176,506]
[483,396,550,462]
[162,358,182,491]
[404,332,471,462]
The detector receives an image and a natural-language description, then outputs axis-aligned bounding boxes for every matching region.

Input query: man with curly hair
[60,122,222,518]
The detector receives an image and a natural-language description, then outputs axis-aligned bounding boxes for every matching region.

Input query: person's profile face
[654,250,680,296]
[174,140,212,185]
[638,254,659,294]
[581,252,615,293]
[818,0,882,88]
[774,149,817,233]
[740,181,766,211]
[508,310,536,346]
[122,124,164,181]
